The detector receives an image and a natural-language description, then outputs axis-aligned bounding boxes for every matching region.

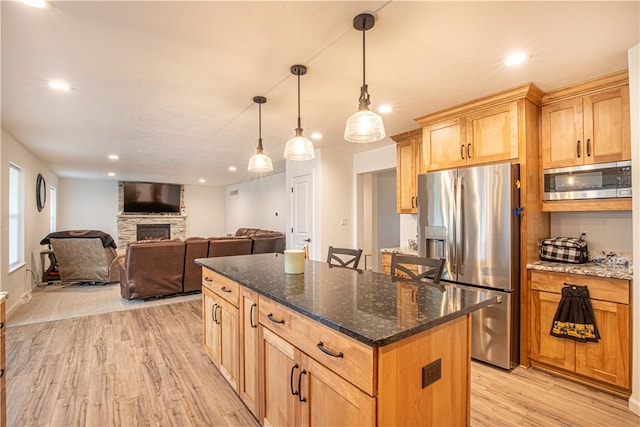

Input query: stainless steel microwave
[542,161,632,201]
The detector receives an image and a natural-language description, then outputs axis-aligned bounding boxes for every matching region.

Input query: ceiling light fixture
[228,166,237,172]
[248,96,273,173]
[108,154,119,160]
[48,80,71,91]
[344,13,386,143]
[21,0,49,8]
[283,65,315,161]
[505,53,529,66]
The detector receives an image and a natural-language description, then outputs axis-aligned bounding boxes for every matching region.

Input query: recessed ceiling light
[311,132,322,140]
[504,53,529,66]
[108,154,119,160]
[21,0,49,8]
[107,172,116,177]
[378,105,393,114]
[48,80,71,91]
[228,166,237,172]
[199,178,206,183]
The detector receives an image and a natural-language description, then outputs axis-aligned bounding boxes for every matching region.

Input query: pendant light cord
[362,22,366,88]
[297,72,302,131]
[257,102,263,150]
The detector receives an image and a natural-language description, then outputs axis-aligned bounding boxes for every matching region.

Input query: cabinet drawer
[202,268,239,307]
[530,271,629,304]
[259,296,375,396]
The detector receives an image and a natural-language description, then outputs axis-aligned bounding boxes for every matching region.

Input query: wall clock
[36,173,46,212]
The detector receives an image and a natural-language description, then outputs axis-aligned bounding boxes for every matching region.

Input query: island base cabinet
[260,327,375,427]
[377,315,471,427]
[202,286,239,392]
[239,288,260,417]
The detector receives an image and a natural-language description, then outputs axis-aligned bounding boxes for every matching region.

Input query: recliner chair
[48,235,120,284]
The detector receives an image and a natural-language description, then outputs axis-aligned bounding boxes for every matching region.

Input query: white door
[290,173,313,258]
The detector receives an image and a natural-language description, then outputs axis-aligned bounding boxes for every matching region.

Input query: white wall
[550,211,633,253]
[225,172,286,236]
[376,169,400,270]
[183,184,225,237]
[627,42,639,417]
[58,178,119,239]
[286,154,318,259]
[1,128,59,314]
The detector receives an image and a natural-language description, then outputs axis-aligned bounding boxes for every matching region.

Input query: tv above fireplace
[122,181,181,214]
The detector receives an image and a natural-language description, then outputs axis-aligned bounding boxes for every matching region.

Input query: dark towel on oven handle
[550,283,600,343]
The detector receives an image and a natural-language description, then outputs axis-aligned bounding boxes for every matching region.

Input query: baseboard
[5,289,32,319]
[629,394,640,416]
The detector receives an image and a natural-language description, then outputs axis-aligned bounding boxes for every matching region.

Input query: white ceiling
[2,1,639,187]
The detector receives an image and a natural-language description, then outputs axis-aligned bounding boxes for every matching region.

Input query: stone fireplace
[117,214,187,248]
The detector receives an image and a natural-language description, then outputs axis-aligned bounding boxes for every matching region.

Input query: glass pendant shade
[248,146,273,172]
[284,132,315,161]
[344,107,386,143]
[248,96,273,172]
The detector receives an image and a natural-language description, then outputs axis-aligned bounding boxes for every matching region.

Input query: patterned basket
[539,237,588,264]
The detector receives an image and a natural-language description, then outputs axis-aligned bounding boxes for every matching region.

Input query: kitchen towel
[550,284,600,343]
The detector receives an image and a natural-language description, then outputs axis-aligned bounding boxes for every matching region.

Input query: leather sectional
[119,229,285,300]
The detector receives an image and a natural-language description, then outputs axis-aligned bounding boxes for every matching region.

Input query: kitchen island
[196,253,497,426]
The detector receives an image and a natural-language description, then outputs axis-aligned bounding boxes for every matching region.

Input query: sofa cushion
[183,238,209,293]
[208,238,253,257]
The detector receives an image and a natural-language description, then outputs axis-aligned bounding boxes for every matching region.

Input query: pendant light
[284,64,315,161]
[248,96,273,172]
[344,13,386,143]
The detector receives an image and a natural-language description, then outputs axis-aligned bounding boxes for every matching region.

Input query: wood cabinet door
[202,287,219,363]
[218,297,239,391]
[299,354,374,427]
[541,98,584,169]
[466,102,518,165]
[396,140,417,214]
[575,300,630,389]
[422,117,466,171]
[582,86,631,164]
[261,327,299,427]
[530,290,576,371]
[239,288,260,416]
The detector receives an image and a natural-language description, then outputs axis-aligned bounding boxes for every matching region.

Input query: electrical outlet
[422,359,442,388]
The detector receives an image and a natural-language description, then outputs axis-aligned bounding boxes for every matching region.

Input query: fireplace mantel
[117,214,188,248]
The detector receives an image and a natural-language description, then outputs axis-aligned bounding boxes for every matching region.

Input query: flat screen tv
[123,181,181,214]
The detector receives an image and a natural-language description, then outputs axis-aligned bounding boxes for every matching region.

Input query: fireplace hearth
[137,223,171,241]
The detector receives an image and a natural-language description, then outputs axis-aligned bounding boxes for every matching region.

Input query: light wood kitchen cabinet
[239,287,259,417]
[392,129,421,214]
[529,270,631,397]
[541,72,630,170]
[421,117,466,171]
[202,269,240,392]
[465,101,518,165]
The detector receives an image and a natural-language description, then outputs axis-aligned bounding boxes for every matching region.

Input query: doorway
[357,169,400,272]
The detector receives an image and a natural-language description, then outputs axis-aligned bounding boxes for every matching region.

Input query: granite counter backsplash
[380,247,418,256]
[527,251,632,280]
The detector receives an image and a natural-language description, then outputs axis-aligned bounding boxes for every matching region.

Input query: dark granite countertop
[196,253,498,347]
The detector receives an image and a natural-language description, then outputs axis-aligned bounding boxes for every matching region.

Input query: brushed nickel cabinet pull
[586,138,592,157]
[577,140,581,158]
[249,303,257,328]
[290,364,299,396]
[298,370,307,402]
[460,144,465,159]
[467,143,472,159]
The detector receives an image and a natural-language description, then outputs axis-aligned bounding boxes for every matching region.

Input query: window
[49,185,57,232]
[9,163,25,271]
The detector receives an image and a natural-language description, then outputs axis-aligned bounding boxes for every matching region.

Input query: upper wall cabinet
[416,84,542,172]
[541,71,630,170]
[391,129,421,214]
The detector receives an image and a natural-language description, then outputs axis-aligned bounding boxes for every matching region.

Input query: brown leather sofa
[119,229,284,300]
[119,240,186,300]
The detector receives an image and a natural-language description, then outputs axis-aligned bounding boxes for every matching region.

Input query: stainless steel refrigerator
[417,162,520,369]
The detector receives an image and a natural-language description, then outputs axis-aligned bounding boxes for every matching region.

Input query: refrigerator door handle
[456,175,464,275]
[449,176,457,275]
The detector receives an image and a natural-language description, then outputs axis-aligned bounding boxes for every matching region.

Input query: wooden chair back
[390,253,446,284]
[327,246,363,270]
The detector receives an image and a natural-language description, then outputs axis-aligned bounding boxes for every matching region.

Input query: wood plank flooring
[6,299,639,426]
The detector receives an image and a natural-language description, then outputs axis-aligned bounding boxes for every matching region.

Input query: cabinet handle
[467,143,472,159]
[411,196,415,208]
[267,313,285,324]
[221,286,232,293]
[249,303,257,328]
[586,138,592,157]
[290,364,299,396]
[460,144,465,160]
[211,303,217,323]
[0,369,3,378]
[0,322,3,329]
[577,140,581,158]
[204,277,212,283]
[298,370,307,402]
[317,341,344,358]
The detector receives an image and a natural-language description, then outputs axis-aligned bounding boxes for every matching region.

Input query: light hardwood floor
[6,299,639,426]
